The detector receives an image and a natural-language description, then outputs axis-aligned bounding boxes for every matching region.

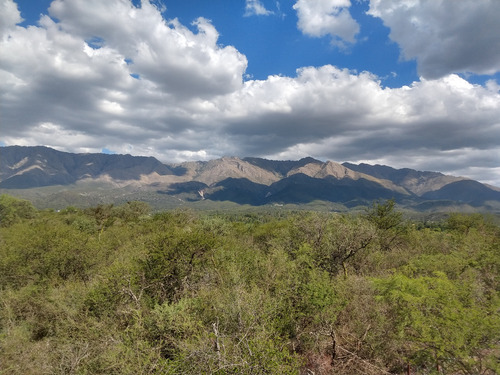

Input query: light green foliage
[0,202,499,374]
[446,212,492,235]
[0,194,36,227]
[0,216,97,288]
[374,272,500,374]
[112,200,151,222]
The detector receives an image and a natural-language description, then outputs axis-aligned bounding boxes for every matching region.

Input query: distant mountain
[342,162,466,196]
[1,146,499,211]
[421,180,500,203]
[0,146,174,189]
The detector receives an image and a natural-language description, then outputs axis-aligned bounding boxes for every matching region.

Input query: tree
[446,213,492,235]
[365,199,406,251]
[322,216,376,277]
[0,194,36,227]
[113,201,151,222]
[84,204,115,240]
[140,223,217,304]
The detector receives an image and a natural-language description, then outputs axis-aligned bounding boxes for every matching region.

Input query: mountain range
[1,145,500,212]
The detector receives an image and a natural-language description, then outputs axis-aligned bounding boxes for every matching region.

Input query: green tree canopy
[0,194,36,227]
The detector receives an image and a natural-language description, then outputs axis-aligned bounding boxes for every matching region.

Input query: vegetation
[1,195,499,374]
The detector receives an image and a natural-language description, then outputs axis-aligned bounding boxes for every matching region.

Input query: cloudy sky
[1,0,500,186]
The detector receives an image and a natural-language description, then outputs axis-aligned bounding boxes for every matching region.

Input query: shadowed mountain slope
[421,180,500,204]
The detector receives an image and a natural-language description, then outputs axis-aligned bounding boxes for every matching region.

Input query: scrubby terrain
[1,195,499,374]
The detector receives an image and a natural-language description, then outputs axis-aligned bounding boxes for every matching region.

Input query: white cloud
[47,0,247,97]
[0,0,247,161]
[245,0,273,16]
[0,0,21,37]
[293,0,359,45]
[1,0,500,185]
[368,0,500,78]
[486,79,500,93]
[214,67,500,184]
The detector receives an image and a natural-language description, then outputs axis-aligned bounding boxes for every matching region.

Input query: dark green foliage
[365,198,408,251]
[366,199,402,231]
[0,199,499,374]
[140,223,217,304]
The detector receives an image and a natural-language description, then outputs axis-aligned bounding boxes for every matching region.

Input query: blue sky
[1,0,500,186]
[15,0,420,87]
[163,0,419,87]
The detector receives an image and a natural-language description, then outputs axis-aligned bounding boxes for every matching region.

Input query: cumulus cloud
[47,0,247,97]
[217,68,500,168]
[0,0,247,161]
[293,0,359,45]
[245,0,273,16]
[368,0,500,78]
[0,0,21,36]
[1,0,500,186]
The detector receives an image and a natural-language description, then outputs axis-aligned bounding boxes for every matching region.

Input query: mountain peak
[298,156,322,165]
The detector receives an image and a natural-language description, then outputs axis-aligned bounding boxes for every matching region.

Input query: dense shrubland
[1,194,499,374]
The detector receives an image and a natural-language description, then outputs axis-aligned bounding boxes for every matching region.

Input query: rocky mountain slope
[1,146,500,211]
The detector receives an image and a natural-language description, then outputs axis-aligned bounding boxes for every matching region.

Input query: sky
[1,0,500,187]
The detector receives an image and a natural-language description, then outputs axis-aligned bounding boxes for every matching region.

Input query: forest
[0,194,499,374]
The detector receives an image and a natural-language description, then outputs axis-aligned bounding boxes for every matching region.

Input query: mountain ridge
[342,162,467,196]
[1,146,499,211]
